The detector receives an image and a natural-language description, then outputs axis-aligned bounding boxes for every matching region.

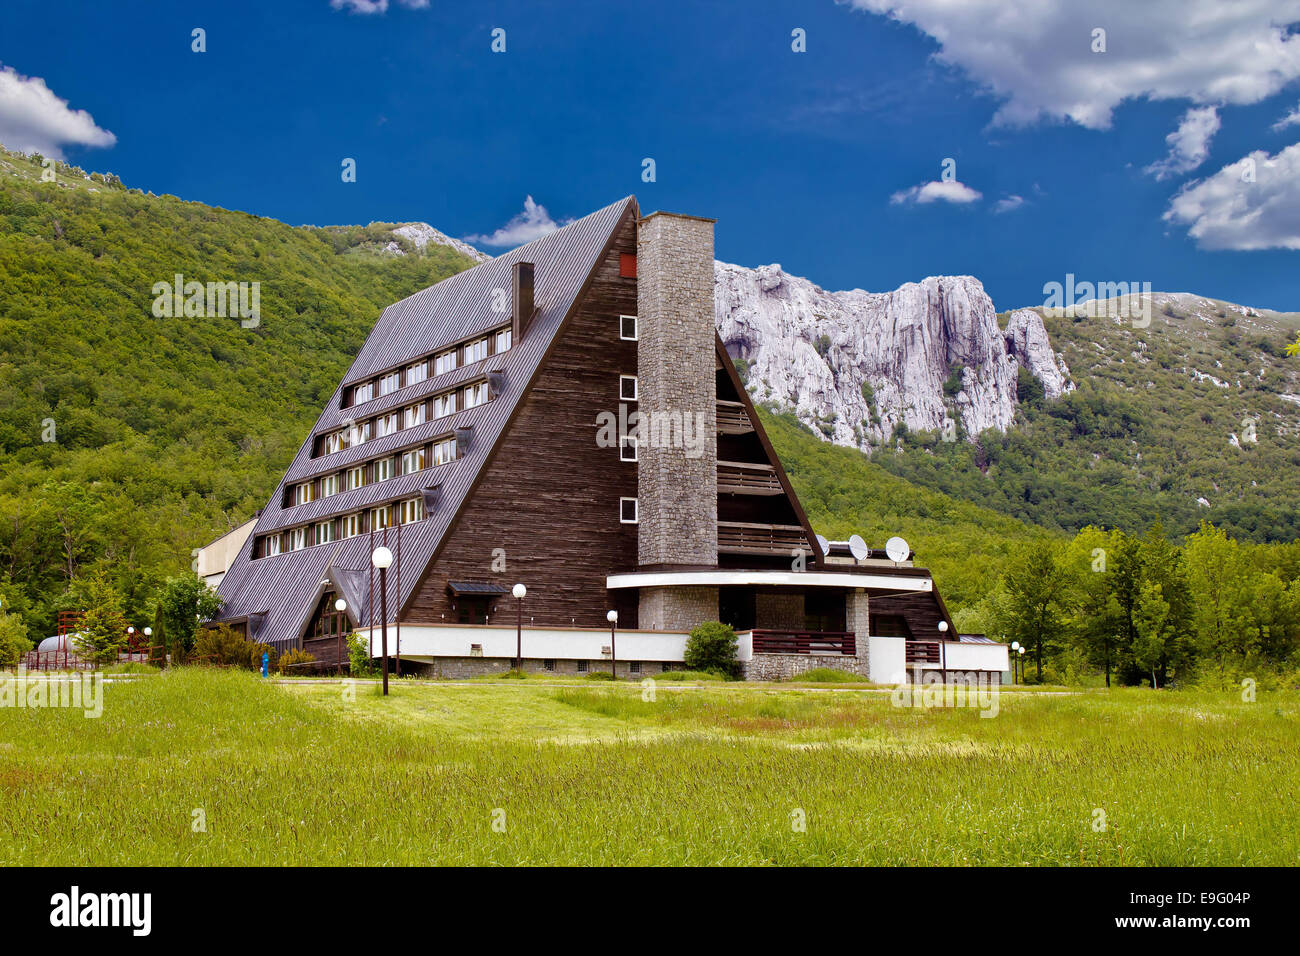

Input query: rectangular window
[289,527,308,551]
[576,660,589,673]
[316,521,334,545]
[462,382,487,409]
[352,382,373,405]
[620,375,638,401]
[662,662,673,673]
[630,661,642,674]
[494,328,512,353]
[400,498,423,524]
[620,497,639,524]
[465,338,489,365]
[620,315,638,341]
[403,403,426,429]
[400,447,426,475]
[321,473,341,497]
[324,431,345,455]
[433,437,457,466]
[433,391,457,419]
[405,361,428,386]
[371,506,391,530]
[346,466,365,490]
[294,482,315,505]
[345,421,370,446]
[379,372,400,396]
[620,436,638,462]
[342,514,362,538]
[375,413,398,438]
[543,659,556,672]
[265,534,282,557]
[434,349,458,376]
[375,457,395,482]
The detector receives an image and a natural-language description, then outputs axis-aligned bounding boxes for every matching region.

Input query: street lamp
[607,609,618,679]
[1018,645,1026,684]
[335,598,347,676]
[372,546,393,695]
[1010,641,1020,684]
[512,583,526,672]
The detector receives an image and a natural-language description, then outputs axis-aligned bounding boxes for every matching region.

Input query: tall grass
[1,669,1295,865]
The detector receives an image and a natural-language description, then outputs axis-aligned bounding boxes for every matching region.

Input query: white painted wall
[360,624,691,663]
[944,642,1009,672]
[868,635,1008,683]
[869,635,908,683]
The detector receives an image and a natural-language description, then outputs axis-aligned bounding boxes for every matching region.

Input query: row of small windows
[346,328,511,410]
[288,436,458,509]
[318,381,488,458]
[258,499,425,558]
[546,660,659,673]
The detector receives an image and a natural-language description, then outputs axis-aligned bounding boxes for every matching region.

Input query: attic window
[619,254,637,278]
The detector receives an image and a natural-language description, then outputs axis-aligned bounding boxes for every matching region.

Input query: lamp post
[144,627,154,667]
[606,609,618,680]
[512,583,526,672]
[335,598,347,676]
[1010,641,1020,684]
[1018,645,1026,684]
[372,546,393,695]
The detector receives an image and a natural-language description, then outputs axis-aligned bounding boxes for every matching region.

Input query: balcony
[716,400,754,435]
[905,641,941,665]
[717,520,807,555]
[717,460,783,496]
[751,630,856,656]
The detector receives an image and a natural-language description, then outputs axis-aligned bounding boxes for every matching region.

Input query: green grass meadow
[1,669,1296,865]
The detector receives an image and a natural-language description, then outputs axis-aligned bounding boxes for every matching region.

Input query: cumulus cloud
[1163,143,1300,250]
[0,65,115,159]
[1273,102,1300,131]
[329,0,428,14]
[890,180,982,205]
[1145,106,1221,180]
[464,196,572,247]
[842,1,1300,129]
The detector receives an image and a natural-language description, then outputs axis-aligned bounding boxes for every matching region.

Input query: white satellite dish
[815,534,830,557]
[885,536,910,563]
[848,534,868,561]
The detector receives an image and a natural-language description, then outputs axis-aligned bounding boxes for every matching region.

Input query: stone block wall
[637,585,718,633]
[741,653,866,681]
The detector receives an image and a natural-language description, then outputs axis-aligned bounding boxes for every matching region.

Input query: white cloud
[1145,106,1221,180]
[1164,143,1300,250]
[465,196,572,247]
[994,195,1026,213]
[329,0,428,14]
[842,1,1300,129]
[890,180,982,205]
[0,65,115,159]
[1273,102,1300,131]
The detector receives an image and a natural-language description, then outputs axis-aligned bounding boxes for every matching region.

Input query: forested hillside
[0,147,475,634]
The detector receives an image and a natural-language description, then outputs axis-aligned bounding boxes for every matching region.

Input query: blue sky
[2,0,1299,310]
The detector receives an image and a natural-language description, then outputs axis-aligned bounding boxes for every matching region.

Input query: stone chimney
[635,211,719,629]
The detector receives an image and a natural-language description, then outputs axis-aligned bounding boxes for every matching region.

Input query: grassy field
[1,668,1296,866]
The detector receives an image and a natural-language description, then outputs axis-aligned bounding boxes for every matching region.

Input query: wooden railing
[751,630,856,656]
[716,461,783,496]
[905,641,941,664]
[717,521,808,555]
[716,401,753,434]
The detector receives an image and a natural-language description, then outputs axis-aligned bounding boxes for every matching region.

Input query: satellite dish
[815,534,830,557]
[885,536,910,563]
[848,534,868,561]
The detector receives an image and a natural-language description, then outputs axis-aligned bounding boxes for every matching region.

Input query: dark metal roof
[446,581,510,596]
[214,196,638,647]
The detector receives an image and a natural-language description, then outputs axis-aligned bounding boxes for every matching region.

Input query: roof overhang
[605,570,933,592]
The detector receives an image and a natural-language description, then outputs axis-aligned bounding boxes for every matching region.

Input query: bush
[655,670,725,682]
[347,633,376,677]
[684,621,739,678]
[277,648,316,675]
[192,625,278,671]
[585,670,615,681]
[0,611,32,667]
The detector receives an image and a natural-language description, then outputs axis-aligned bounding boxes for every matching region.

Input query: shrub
[277,649,315,675]
[655,669,725,682]
[585,670,615,681]
[347,633,376,677]
[684,621,739,678]
[0,611,32,667]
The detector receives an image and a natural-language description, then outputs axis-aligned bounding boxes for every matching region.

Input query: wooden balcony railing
[717,460,783,496]
[716,401,754,435]
[751,630,856,656]
[905,641,941,664]
[717,521,807,555]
